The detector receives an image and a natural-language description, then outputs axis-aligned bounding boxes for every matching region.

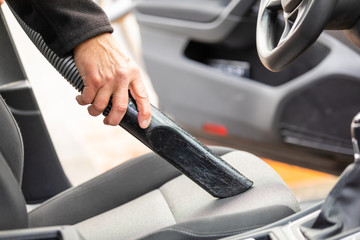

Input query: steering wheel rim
[256,0,337,72]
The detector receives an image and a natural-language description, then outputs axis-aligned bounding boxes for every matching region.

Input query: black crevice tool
[105,96,253,198]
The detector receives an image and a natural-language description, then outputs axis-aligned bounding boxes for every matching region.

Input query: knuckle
[107,120,118,126]
[134,88,149,101]
[139,91,149,100]
[114,103,128,113]
[82,95,93,104]
[131,68,141,79]
[142,108,151,118]
[89,76,102,88]
[88,110,98,117]
[114,67,124,77]
[87,106,101,116]
[92,102,107,111]
[124,65,140,80]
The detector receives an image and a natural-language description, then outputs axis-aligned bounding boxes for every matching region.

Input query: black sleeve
[6,0,114,57]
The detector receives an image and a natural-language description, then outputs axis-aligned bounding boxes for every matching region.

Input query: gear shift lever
[301,113,360,239]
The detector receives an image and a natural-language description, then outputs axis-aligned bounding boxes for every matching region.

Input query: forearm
[6,0,113,57]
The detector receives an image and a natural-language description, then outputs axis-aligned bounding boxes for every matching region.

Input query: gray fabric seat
[74,150,299,240]
[0,95,300,240]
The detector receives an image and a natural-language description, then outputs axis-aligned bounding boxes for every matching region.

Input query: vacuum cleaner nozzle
[111,97,253,198]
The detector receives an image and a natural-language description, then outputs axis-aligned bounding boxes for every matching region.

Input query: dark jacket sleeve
[6,0,114,57]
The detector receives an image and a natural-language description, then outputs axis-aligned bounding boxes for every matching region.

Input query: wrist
[74,33,112,55]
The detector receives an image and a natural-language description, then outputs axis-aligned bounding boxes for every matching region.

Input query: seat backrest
[0,96,23,182]
[0,95,28,229]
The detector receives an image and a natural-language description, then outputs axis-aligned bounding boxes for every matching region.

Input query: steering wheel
[256,0,337,72]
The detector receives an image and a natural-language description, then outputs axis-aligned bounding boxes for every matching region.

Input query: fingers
[78,85,151,128]
[88,86,112,117]
[76,77,112,117]
[103,84,129,126]
[76,76,151,128]
[130,78,151,129]
[73,33,151,128]
[76,86,97,106]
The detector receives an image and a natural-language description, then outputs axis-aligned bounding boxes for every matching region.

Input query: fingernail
[140,120,149,129]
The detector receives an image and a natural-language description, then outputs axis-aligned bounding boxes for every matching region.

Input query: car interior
[134,0,360,176]
[0,0,360,240]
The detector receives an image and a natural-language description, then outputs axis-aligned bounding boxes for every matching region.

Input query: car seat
[0,95,299,240]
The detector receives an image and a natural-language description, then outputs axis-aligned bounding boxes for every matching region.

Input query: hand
[0,0,4,5]
[74,33,151,128]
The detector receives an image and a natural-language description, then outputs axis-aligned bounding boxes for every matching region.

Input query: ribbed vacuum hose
[10,8,253,198]
[12,14,84,92]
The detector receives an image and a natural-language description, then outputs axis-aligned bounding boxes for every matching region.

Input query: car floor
[2,4,338,207]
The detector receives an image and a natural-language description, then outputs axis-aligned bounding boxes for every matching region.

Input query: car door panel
[134,0,360,174]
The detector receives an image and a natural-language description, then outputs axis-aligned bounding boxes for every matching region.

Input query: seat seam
[158,187,177,224]
[139,224,264,239]
[168,224,264,237]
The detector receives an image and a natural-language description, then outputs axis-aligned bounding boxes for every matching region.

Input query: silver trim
[0,80,31,91]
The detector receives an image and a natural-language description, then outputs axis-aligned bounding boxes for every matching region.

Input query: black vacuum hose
[10,8,252,198]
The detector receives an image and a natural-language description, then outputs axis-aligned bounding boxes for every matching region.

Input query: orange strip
[263,158,336,187]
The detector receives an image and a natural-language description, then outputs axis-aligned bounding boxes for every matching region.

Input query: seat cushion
[75,150,299,240]
[28,147,234,227]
